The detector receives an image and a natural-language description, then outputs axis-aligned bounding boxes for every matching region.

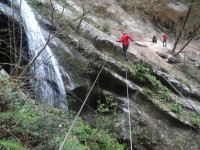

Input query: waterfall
[13,0,67,109]
[0,2,20,21]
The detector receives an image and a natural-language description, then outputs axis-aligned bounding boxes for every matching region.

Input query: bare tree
[171,0,195,53]
[175,24,200,55]
[19,0,99,77]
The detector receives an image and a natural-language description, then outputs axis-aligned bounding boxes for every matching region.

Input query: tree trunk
[8,17,12,73]
[12,0,17,75]
[171,0,195,53]
[16,0,23,76]
[175,24,200,55]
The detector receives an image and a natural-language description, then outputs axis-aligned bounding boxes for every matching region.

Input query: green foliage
[0,77,25,111]
[132,64,172,101]
[64,141,89,150]
[143,87,156,96]
[26,0,45,11]
[1,104,67,149]
[74,123,93,144]
[160,67,168,73]
[69,93,125,149]
[189,112,200,128]
[0,76,125,149]
[97,100,109,113]
[171,103,183,113]
[0,77,15,90]
[101,23,111,35]
[175,78,191,89]
[160,87,171,101]
[0,77,67,149]
[84,17,101,29]
[97,94,118,114]
[134,63,149,74]
[117,0,136,13]
[133,64,149,82]
[0,140,26,150]
[73,119,126,150]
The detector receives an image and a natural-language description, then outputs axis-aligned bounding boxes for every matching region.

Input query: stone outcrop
[0,68,9,78]
[36,1,200,149]
[1,0,200,149]
[168,54,182,63]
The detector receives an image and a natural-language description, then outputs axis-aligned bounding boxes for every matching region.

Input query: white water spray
[14,0,67,109]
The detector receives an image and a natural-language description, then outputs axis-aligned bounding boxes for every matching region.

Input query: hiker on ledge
[152,35,157,43]
[162,33,167,47]
[117,32,134,61]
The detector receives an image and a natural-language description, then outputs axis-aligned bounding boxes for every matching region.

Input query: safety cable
[65,88,97,113]
[126,62,133,150]
[64,42,117,114]
[161,74,200,116]
[58,59,107,150]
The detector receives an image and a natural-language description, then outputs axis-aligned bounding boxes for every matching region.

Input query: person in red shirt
[162,33,167,47]
[117,32,134,61]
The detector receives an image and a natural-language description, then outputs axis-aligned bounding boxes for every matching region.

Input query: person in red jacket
[117,32,134,61]
[162,33,167,47]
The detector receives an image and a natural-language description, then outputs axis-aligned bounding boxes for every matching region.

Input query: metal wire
[58,60,107,150]
[126,63,133,150]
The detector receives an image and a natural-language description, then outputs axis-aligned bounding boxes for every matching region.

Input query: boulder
[168,54,182,63]
[186,51,197,62]
[0,67,9,78]
[134,41,148,47]
[155,51,169,59]
[153,69,200,101]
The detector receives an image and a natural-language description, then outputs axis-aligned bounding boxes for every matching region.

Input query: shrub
[171,103,183,113]
[0,76,125,149]
[73,119,126,150]
[97,94,118,114]
[132,64,172,101]
[102,23,111,35]
[189,112,200,128]
[0,140,26,150]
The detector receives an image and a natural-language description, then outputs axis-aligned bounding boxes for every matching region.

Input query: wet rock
[174,97,200,115]
[153,70,200,102]
[0,68,9,78]
[93,34,120,53]
[167,2,188,13]
[134,41,148,47]
[155,51,169,59]
[186,52,197,62]
[168,54,182,63]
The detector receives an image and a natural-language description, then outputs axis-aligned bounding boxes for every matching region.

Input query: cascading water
[13,0,67,110]
[0,2,20,21]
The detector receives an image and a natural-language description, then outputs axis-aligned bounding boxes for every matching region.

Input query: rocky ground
[0,0,200,149]
[69,0,200,84]
[12,0,200,149]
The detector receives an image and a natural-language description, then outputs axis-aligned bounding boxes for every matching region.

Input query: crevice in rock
[0,13,28,74]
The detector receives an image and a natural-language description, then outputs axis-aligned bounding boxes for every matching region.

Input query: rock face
[134,41,148,47]
[155,51,183,64]
[0,68,9,78]
[28,0,200,149]
[167,54,182,63]
[167,2,188,13]
[1,0,200,149]
[149,1,188,33]
[148,0,200,37]
[51,23,200,149]
[155,51,169,59]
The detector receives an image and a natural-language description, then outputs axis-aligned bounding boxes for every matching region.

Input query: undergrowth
[130,63,200,128]
[189,112,200,128]
[131,63,171,101]
[0,76,125,149]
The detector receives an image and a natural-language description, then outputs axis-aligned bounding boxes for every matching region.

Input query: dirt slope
[69,0,200,83]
